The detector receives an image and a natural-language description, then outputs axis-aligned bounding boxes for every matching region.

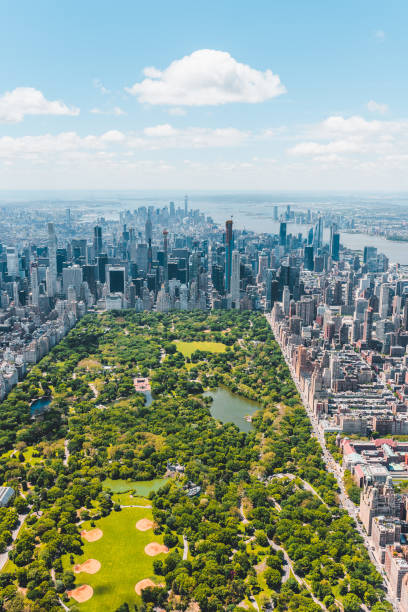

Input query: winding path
[239,499,249,524]
[63,439,70,466]
[270,473,327,506]
[0,513,28,571]
[89,383,99,398]
[183,535,189,561]
[120,504,152,509]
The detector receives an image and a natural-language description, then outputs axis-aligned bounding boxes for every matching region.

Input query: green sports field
[174,340,227,357]
[66,507,168,611]
[102,478,168,495]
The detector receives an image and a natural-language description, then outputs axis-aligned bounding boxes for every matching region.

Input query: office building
[231,250,240,309]
[225,220,233,293]
[108,266,126,294]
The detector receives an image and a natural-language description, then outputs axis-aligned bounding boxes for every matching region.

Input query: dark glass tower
[279,222,287,247]
[225,219,233,293]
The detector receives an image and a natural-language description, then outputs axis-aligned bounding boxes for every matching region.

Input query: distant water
[30,397,51,416]
[204,387,259,433]
[1,190,407,264]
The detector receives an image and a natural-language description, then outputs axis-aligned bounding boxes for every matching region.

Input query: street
[265,314,399,611]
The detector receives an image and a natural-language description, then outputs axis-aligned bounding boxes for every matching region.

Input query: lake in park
[30,397,52,416]
[205,387,260,433]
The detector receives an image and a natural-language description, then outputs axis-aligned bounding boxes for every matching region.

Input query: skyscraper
[145,213,152,243]
[94,226,103,256]
[362,306,373,344]
[47,222,57,297]
[282,285,290,315]
[231,250,240,309]
[314,216,323,250]
[379,283,390,319]
[279,222,287,247]
[225,219,233,293]
[31,264,39,307]
[6,247,18,277]
[97,254,108,284]
[330,225,340,261]
[304,246,314,271]
[163,230,169,293]
[147,238,152,274]
[184,195,188,216]
[364,246,377,264]
[62,265,83,297]
[108,266,125,294]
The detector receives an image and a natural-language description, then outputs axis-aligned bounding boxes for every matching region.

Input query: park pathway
[0,513,28,571]
[239,499,249,524]
[63,439,70,466]
[183,535,189,560]
[269,473,327,506]
[120,504,152,509]
[89,383,99,398]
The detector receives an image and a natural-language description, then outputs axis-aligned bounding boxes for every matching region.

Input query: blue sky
[0,0,407,190]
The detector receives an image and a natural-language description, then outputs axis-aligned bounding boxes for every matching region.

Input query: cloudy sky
[0,0,407,191]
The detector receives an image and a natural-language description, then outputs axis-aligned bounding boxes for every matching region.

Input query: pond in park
[30,397,52,416]
[102,478,169,495]
[204,387,260,433]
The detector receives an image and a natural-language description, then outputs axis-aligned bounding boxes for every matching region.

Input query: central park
[0,311,392,611]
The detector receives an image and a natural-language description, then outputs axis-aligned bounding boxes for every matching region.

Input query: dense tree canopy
[0,311,387,611]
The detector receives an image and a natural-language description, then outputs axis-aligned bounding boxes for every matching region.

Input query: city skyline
[1,1,408,190]
[2,3,408,609]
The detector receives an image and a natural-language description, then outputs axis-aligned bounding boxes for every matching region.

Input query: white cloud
[100,130,126,142]
[318,115,387,136]
[289,140,361,156]
[374,29,385,41]
[93,78,110,94]
[129,125,249,149]
[91,106,126,116]
[367,100,388,114]
[0,132,101,157]
[144,124,178,137]
[168,107,186,116]
[0,124,251,161]
[0,87,79,123]
[126,49,286,106]
[288,114,408,162]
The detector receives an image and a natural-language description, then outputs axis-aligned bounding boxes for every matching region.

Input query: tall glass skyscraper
[279,222,287,247]
[225,219,233,293]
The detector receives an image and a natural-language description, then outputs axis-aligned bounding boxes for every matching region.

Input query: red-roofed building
[341,438,356,455]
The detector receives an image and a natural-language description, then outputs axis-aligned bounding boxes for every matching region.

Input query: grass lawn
[23,446,43,465]
[65,507,167,611]
[102,478,168,495]
[174,340,227,357]
[77,358,102,371]
[111,492,152,506]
